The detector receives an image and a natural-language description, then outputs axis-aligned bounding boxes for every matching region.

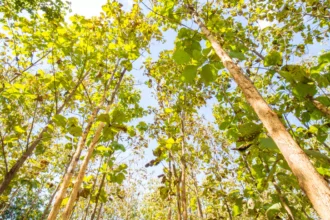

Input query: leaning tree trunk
[189,8,330,219]
[61,70,126,219]
[47,70,117,220]
[0,71,89,195]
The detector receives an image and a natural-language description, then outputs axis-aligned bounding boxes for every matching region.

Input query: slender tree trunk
[273,180,295,220]
[47,105,102,220]
[0,71,89,195]
[82,158,104,220]
[91,172,106,220]
[189,9,330,218]
[168,152,173,220]
[61,70,126,219]
[41,154,74,220]
[47,70,117,220]
[96,203,103,220]
[191,172,203,219]
[172,163,182,220]
[180,112,188,220]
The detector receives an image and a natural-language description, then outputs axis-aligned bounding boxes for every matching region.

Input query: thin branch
[26,101,39,150]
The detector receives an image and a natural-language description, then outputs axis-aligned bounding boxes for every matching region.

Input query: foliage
[0,0,329,219]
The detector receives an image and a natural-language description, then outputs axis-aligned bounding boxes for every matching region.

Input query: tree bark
[172,163,182,220]
[180,112,188,220]
[61,69,126,219]
[0,71,89,195]
[189,9,330,219]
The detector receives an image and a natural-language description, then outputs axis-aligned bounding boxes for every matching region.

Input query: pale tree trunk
[172,163,182,220]
[41,153,74,219]
[61,70,126,219]
[82,158,104,220]
[0,71,89,195]
[167,152,173,220]
[180,111,188,220]
[191,172,203,219]
[90,172,106,220]
[47,69,118,220]
[47,105,102,219]
[189,9,330,219]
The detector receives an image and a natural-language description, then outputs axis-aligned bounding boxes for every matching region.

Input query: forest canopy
[0,0,330,219]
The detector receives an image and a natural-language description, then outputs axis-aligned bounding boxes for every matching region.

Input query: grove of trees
[0,0,329,219]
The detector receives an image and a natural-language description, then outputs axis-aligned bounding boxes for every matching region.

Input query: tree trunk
[191,172,203,219]
[180,112,188,220]
[90,172,106,220]
[61,70,126,219]
[172,163,182,220]
[0,71,89,195]
[96,203,103,220]
[47,70,116,220]
[82,158,104,220]
[168,152,173,220]
[190,9,330,219]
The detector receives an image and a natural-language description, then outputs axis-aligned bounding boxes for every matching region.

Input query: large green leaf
[68,126,83,137]
[181,65,197,83]
[264,51,282,66]
[172,49,191,65]
[200,64,216,83]
[292,82,317,98]
[259,138,279,152]
[318,52,330,64]
[266,203,282,218]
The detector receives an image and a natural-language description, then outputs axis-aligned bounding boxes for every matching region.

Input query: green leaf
[14,126,25,134]
[136,121,148,132]
[266,203,281,218]
[181,65,197,83]
[200,64,216,83]
[264,51,282,66]
[172,49,190,65]
[68,126,83,137]
[229,51,246,60]
[165,138,175,149]
[318,52,330,64]
[219,121,230,130]
[292,82,317,99]
[113,173,125,184]
[97,114,110,123]
[53,114,67,128]
[232,197,243,216]
[238,122,262,137]
[308,125,318,134]
[259,138,279,152]
[112,141,125,152]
